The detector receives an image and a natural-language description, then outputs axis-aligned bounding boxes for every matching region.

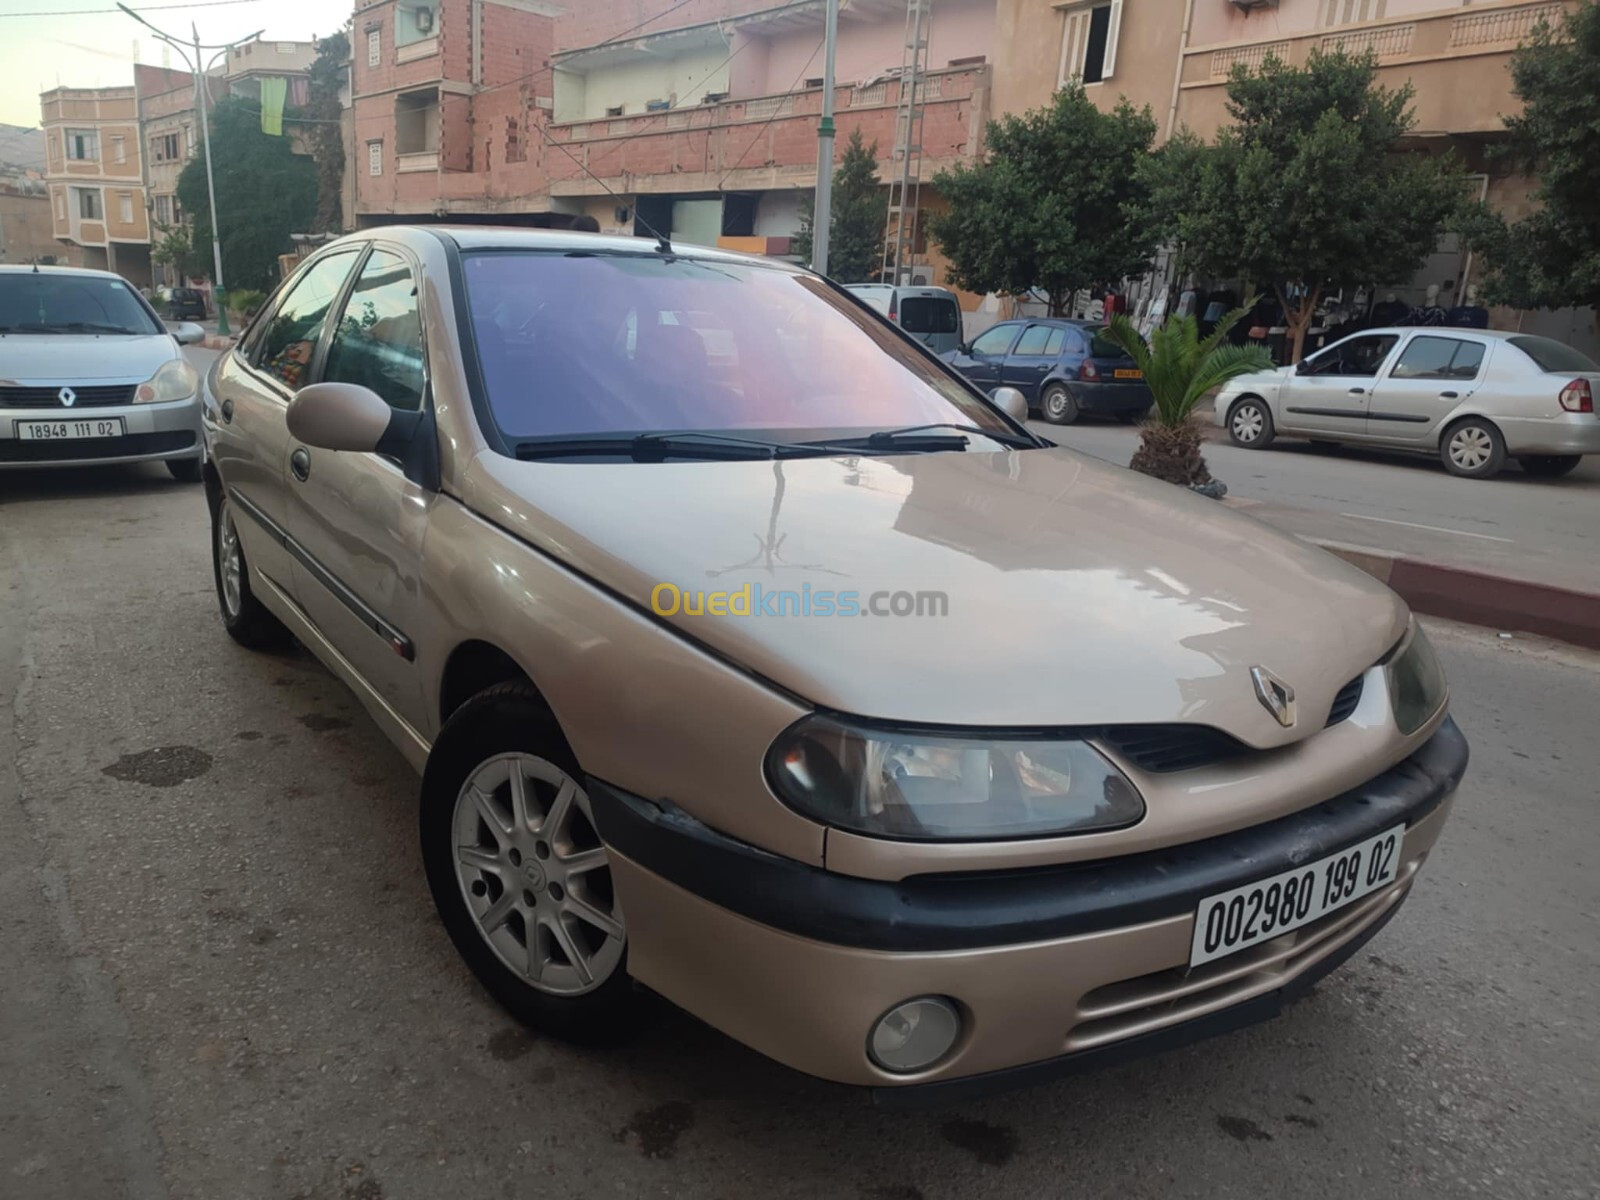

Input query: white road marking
[1338,512,1515,543]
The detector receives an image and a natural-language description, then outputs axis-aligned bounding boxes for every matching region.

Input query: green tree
[150,222,204,281]
[792,128,887,282]
[306,31,350,233]
[1463,1,1600,337]
[1179,51,1468,361]
[177,96,317,292]
[1103,308,1272,487]
[926,86,1158,316]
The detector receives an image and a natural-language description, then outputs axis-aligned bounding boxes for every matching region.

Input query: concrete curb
[1311,538,1600,650]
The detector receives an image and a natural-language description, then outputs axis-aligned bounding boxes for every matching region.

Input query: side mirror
[287,382,393,452]
[990,386,1029,424]
[1295,358,1312,375]
[170,321,206,346]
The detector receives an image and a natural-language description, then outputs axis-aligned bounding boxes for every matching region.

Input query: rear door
[896,291,963,356]
[999,323,1067,403]
[207,248,362,604]
[1279,333,1400,436]
[1366,334,1487,444]
[946,321,1021,390]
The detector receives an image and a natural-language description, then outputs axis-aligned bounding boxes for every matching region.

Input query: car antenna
[532,119,672,255]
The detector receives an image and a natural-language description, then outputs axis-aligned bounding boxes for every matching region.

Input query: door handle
[220,398,234,423]
[1347,387,1366,395]
[1439,391,1459,399]
[290,447,311,482]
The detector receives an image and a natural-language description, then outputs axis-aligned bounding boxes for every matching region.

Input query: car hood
[0,333,178,383]
[1223,365,1292,393]
[463,446,1409,747]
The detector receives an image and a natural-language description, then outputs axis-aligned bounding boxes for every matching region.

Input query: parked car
[0,264,206,479]
[843,284,964,356]
[167,286,209,320]
[206,228,1465,1101]
[1215,327,1600,479]
[941,317,1154,424]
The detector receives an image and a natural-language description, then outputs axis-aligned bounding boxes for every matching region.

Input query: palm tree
[1103,307,1274,489]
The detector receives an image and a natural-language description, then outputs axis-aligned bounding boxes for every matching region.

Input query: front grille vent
[1097,725,1251,774]
[0,384,138,409]
[1326,675,1364,727]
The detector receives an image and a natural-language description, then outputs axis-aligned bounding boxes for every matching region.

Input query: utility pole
[811,0,839,277]
[117,4,261,335]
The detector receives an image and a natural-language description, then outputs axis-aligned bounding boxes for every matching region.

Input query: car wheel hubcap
[217,501,243,618]
[452,753,624,996]
[1233,406,1263,441]
[1046,390,1067,417]
[1450,427,1491,469]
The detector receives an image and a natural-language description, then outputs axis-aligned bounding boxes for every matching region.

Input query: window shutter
[1102,1,1124,80]
[1058,9,1091,87]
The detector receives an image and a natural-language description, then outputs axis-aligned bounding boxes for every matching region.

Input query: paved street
[1029,419,1600,594]
[2,457,1597,1200]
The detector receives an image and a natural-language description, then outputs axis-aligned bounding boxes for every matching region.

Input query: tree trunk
[1049,290,1068,318]
[1129,421,1212,487]
[1278,285,1321,363]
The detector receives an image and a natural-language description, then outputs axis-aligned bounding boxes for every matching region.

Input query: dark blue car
[941,318,1153,425]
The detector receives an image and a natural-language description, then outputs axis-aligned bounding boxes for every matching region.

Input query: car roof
[341,225,805,273]
[0,263,128,282]
[1354,326,1520,341]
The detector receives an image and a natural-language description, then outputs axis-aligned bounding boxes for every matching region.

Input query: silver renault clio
[0,264,206,479]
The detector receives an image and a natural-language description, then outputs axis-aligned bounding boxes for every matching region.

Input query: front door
[282,245,435,732]
[1279,333,1400,436]
[948,322,1021,391]
[1000,323,1068,404]
[1366,333,1487,445]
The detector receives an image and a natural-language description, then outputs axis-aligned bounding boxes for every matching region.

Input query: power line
[2,0,264,17]
[716,36,824,190]
[532,117,673,249]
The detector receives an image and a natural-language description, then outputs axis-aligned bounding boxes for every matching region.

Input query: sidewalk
[196,317,237,352]
[1226,495,1600,650]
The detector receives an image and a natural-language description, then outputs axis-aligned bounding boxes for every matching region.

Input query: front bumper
[0,397,203,469]
[590,717,1468,1099]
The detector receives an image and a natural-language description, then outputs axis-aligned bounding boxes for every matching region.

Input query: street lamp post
[811,0,839,277]
[118,4,261,335]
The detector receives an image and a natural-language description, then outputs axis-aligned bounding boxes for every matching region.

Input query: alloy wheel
[451,752,624,996]
[216,500,243,619]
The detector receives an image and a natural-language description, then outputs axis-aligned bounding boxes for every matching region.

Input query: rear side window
[1509,335,1599,373]
[1042,327,1067,356]
[1085,326,1123,359]
[898,296,959,335]
[1013,325,1054,355]
[1391,336,1484,380]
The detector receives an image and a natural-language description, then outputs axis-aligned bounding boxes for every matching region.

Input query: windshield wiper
[856,422,1039,449]
[514,431,850,462]
[55,321,142,335]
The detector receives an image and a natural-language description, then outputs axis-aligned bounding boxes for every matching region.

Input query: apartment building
[136,64,200,277]
[353,0,994,286]
[40,86,152,284]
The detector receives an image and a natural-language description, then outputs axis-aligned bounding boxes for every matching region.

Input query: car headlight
[135,358,199,404]
[765,714,1145,841]
[1386,621,1447,735]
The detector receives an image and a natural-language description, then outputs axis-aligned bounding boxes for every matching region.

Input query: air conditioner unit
[415,7,435,33]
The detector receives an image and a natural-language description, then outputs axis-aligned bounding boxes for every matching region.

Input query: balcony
[544,64,989,195]
[1178,0,1576,139]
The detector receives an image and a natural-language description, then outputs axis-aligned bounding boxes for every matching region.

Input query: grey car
[0,264,206,479]
[1215,327,1600,479]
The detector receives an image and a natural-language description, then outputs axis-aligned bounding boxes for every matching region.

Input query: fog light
[867,997,961,1074]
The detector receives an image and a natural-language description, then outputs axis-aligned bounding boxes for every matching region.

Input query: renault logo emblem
[1251,666,1296,727]
[58,386,76,408]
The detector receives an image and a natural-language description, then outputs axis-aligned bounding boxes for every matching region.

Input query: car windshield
[461,251,1014,447]
[0,272,161,335]
[1509,335,1598,374]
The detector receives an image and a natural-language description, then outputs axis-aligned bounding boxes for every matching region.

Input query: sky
[0,0,345,129]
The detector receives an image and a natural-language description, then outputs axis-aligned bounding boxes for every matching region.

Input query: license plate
[1189,824,1405,967]
[1114,369,1143,379]
[16,417,125,441]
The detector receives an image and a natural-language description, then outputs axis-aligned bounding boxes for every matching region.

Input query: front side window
[253,251,360,390]
[0,272,162,335]
[969,323,1019,356]
[1059,1,1122,86]
[323,248,425,411]
[1391,336,1484,381]
[1303,334,1399,378]
[461,251,1015,445]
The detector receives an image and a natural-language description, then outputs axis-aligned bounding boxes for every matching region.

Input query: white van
[844,284,964,356]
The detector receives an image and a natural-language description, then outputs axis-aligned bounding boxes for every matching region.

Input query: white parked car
[1214,328,1600,479]
[0,264,206,478]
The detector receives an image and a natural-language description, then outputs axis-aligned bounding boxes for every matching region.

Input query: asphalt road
[1028,419,1600,593]
[2,464,1597,1200]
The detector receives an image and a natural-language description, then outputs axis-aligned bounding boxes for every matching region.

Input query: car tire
[1227,397,1275,449]
[420,682,637,1044]
[167,456,202,483]
[1440,418,1506,479]
[1040,383,1080,425]
[1516,454,1582,479]
[210,490,289,649]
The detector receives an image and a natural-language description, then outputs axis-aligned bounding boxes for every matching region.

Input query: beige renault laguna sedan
[204,228,1467,1103]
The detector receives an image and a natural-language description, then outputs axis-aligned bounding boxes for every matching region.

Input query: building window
[75,188,103,220]
[47,132,61,167]
[151,132,180,162]
[181,125,192,156]
[154,194,173,224]
[111,135,125,163]
[395,89,440,154]
[1059,1,1123,87]
[368,27,382,68]
[54,190,65,220]
[65,128,99,161]
[396,4,436,47]
[117,192,134,224]
[1322,0,1387,26]
[368,140,383,175]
